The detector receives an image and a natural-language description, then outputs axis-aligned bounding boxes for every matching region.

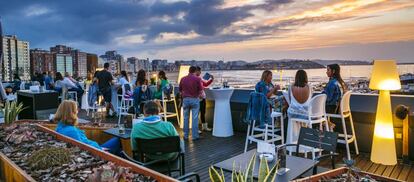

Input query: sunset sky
[1,0,414,62]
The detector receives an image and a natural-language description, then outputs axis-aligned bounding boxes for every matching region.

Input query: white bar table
[210,87,234,137]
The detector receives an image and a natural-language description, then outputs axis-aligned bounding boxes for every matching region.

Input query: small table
[210,87,234,137]
[214,149,317,181]
[103,127,132,139]
[17,90,59,119]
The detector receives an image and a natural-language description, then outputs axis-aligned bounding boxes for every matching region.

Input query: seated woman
[130,101,180,161]
[54,100,121,155]
[154,71,170,99]
[255,70,281,100]
[133,69,152,115]
[286,70,312,146]
[253,70,281,125]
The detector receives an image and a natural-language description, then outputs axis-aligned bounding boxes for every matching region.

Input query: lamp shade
[369,60,401,90]
[177,65,190,85]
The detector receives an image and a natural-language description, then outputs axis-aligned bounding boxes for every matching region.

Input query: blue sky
[1,0,414,62]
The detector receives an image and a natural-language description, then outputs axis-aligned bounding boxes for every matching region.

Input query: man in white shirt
[64,72,84,106]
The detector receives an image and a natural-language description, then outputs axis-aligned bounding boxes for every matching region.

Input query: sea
[164,65,414,89]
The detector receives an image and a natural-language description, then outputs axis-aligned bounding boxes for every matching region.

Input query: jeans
[183,97,200,139]
[101,137,121,155]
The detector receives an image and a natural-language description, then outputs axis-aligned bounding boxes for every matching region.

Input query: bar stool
[118,84,134,125]
[326,91,359,160]
[87,95,105,123]
[244,92,284,153]
[160,85,179,122]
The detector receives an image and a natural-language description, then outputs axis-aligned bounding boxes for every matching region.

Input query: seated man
[130,101,180,161]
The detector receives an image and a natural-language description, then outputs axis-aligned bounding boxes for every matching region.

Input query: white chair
[244,98,285,153]
[326,91,359,160]
[20,81,26,90]
[289,94,329,159]
[118,84,134,125]
[282,91,290,105]
[159,86,179,122]
[87,95,105,123]
[68,90,78,103]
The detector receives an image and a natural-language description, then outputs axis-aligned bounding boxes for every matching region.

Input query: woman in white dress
[287,70,312,150]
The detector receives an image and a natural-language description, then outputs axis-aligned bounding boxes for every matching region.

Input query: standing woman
[323,64,347,114]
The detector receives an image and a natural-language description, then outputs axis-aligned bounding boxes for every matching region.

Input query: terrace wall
[201,89,414,161]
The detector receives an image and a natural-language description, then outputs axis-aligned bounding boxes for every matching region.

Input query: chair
[282,91,290,105]
[67,90,78,103]
[284,127,339,175]
[120,136,185,176]
[244,92,284,152]
[288,94,329,159]
[326,91,359,160]
[159,84,179,122]
[118,84,134,125]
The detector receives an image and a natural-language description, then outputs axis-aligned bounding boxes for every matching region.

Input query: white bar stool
[326,91,359,160]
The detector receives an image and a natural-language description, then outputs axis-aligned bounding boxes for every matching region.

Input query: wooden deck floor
[180,130,414,182]
[78,112,414,182]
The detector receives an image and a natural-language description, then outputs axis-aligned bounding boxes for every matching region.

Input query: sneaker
[202,123,212,132]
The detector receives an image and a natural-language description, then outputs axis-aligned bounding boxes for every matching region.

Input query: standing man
[195,66,213,133]
[179,66,203,140]
[95,63,117,118]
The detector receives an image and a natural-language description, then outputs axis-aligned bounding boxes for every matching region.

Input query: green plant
[209,153,279,182]
[4,101,26,125]
[27,147,72,170]
[87,162,135,182]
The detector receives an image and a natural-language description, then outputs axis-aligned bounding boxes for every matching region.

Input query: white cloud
[24,5,51,17]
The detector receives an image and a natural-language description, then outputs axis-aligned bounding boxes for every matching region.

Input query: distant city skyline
[1,0,414,62]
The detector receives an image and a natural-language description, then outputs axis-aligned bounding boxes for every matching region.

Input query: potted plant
[3,101,26,125]
[209,153,280,182]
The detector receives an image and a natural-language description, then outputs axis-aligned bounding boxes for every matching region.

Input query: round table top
[210,87,234,99]
[210,87,234,91]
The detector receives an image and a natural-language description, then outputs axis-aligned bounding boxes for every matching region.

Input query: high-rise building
[126,57,138,73]
[99,50,124,74]
[87,53,98,74]
[127,57,151,73]
[71,50,87,78]
[151,59,168,71]
[50,45,72,54]
[1,35,30,81]
[30,48,54,75]
[0,18,3,81]
[54,53,73,76]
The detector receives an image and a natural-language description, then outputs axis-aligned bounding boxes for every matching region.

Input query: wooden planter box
[296,167,402,182]
[0,123,178,182]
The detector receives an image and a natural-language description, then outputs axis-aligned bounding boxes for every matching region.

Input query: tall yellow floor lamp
[369,60,400,165]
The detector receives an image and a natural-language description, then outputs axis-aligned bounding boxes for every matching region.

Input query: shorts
[99,87,112,103]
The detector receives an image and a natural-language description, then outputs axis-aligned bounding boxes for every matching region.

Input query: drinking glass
[118,124,125,135]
